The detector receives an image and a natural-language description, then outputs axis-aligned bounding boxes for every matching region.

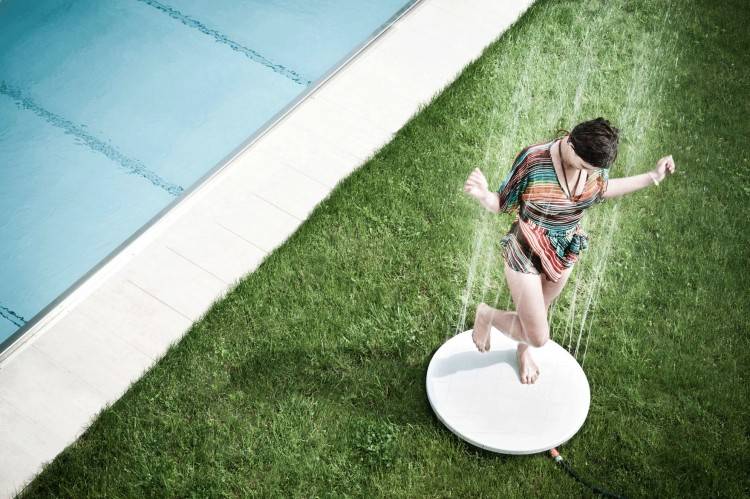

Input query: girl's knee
[528,333,550,348]
[520,320,550,347]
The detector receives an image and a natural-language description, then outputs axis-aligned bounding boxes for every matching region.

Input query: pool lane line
[0,81,184,197]
[136,0,311,86]
[0,304,26,328]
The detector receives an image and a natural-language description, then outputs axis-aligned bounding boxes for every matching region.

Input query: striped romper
[497,139,609,283]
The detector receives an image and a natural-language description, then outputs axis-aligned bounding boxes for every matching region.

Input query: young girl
[463,117,676,384]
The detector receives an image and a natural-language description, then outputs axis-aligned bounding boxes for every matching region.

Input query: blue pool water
[0,0,416,351]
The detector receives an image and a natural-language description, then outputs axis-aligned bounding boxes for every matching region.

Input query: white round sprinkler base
[426,328,590,455]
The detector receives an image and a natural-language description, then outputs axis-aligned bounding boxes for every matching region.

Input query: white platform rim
[426,329,591,455]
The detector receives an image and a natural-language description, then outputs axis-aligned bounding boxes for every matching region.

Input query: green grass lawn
[18,0,748,496]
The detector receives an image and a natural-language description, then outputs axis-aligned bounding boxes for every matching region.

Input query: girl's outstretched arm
[602,155,676,200]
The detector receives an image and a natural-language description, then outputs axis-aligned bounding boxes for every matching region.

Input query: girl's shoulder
[513,140,553,160]
[519,140,554,174]
[508,140,554,178]
[525,139,555,155]
[593,167,609,184]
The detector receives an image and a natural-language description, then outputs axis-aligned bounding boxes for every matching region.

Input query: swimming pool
[0,0,418,353]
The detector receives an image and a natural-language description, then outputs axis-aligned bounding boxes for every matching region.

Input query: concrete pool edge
[0,1,536,496]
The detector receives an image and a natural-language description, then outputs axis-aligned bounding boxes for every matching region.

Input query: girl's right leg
[472,305,527,346]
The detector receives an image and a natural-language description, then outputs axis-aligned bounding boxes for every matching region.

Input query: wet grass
[17,0,749,497]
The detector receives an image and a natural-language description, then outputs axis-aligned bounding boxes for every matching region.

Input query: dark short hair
[555,118,620,169]
[568,117,620,169]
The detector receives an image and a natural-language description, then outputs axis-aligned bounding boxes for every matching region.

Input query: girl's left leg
[540,264,575,313]
[513,264,576,381]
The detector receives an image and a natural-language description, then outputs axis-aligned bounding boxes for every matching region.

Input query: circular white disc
[426,329,590,454]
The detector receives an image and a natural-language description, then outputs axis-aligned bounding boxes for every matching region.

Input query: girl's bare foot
[517,343,540,384]
[471,303,492,352]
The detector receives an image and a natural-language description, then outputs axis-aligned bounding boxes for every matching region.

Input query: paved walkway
[0,1,533,496]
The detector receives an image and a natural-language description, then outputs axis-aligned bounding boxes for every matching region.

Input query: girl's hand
[463,167,490,201]
[653,155,676,182]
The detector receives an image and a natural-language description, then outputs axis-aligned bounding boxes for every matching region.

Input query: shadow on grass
[226,337,516,463]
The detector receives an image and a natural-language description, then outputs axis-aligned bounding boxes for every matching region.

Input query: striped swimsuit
[497,139,609,282]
